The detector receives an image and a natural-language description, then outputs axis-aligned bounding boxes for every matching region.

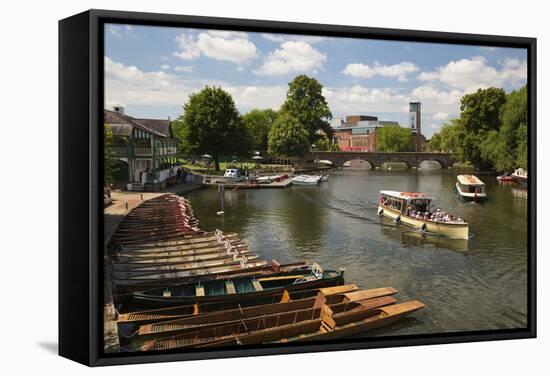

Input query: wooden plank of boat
[130,268,345,305]
[116,284,359,326]
[113,255,261,279]
[135,289,397,340]
[140,295,399,350]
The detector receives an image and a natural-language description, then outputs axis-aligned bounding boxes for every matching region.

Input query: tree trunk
[214,156,220,171]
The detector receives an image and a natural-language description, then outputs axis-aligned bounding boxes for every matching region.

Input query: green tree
[173,86,250,171]
[280,75,332,144]
[268,111,310,157]
[501,86,528,169]
[376,125,414,152]
[104,125,116,186]
[460,87,507,133]
[242,108,278,151]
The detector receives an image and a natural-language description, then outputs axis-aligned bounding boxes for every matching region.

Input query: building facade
[332,115,402,152]
[104,107,179,190]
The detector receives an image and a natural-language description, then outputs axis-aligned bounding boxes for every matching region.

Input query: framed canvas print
[59,9,536,366]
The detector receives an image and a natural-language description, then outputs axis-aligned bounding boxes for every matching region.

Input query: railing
[134,146,153,156]
[110,145,128,157]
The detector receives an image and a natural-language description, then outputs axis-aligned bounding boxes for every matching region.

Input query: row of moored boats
[109,194,425,351]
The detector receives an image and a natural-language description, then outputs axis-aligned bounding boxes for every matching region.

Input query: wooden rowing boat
[113,249,254,268]
[131,265,345,305]
[114,261,310,294]
[117,284,359,326]
[120,231,238,250]
[136,287,398,340]
[116,239,244,258]
[113,255,261,279]
[141,296,413,350]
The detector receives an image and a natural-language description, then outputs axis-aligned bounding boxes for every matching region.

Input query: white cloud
[417,56,527,92]
[174,65,193,73]
[254,41,326,75]
[432,111,450,120]
[174,32,257,63]
[105,57,285,112]
[343,61,419,81]
[108,25,134,39]
[160,64,171,70]
[262,33,286,43]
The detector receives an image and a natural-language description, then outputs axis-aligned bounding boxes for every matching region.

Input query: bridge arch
[381,158,410,170]
[343,158,374,169]
[418,159,443,169]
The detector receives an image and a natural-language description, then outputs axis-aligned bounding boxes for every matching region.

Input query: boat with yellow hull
[378,191,469,240]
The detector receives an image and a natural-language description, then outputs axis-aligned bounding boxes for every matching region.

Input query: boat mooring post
[217,184,225,215]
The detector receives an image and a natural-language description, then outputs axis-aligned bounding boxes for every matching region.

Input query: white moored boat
[511,168,528,184]
[377,191,469,240]
[455,175,487,202]
[291,175,321,186]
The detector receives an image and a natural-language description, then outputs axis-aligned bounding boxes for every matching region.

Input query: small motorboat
[378,190,469,239]
[291,175,322,186]
[511,168,528,184]
[455,175,487,202]
[497,174,514,182]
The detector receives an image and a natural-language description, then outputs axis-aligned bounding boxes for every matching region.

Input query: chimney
[113,105,125,115]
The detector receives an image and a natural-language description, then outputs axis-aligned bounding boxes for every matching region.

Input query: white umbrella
[201,154,213,158]
[252,156,263,160]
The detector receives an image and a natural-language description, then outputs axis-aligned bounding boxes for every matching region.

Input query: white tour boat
[378,190,469,240]
[455,175,487,202]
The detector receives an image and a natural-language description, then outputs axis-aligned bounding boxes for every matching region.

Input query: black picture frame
[59,9,537,367]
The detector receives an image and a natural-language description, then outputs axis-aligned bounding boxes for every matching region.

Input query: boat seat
[225,280,236,294]
[252,280,263,291]
[195,285,205,297]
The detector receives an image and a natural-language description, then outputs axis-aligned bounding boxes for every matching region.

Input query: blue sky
[105,23,527,137]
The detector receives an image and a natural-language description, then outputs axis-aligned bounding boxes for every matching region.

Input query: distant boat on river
[455,174,487,202]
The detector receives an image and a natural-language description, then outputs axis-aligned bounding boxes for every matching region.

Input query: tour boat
[342,161,352,168]
[455,174,487,202]
[291,174,322,186]
[511,168,528,184]
[378,190,469,239]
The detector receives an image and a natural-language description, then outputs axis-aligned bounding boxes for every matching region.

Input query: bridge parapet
[312,151,454,169]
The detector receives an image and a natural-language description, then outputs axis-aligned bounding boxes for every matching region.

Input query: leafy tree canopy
[280,75,332,143]
[242,108,278,151]
[268,111,310,157]
[173,86,250,170]
[376,125,414,152]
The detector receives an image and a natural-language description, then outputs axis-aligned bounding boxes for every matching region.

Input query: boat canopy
[457,175,485,186]
[380,190,433,201]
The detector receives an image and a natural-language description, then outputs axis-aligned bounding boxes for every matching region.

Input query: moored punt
[143,299,422,350]
[116,259,270,282]
[120,231,238,250]
[114,261,311,293]
[378,190,469,240]
[455,174,487,202]
[117,284,359,326]
[117,237,243,256]
[135,287,398,340]
[113,249,254,268]
[200,300,425,348]
[113,255,261,279]
[131,264,344,305]
[115,246,251,265]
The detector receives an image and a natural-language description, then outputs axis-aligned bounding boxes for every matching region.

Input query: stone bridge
[311,151,454,169]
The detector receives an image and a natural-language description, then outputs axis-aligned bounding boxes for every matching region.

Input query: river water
[184,168,528,336]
